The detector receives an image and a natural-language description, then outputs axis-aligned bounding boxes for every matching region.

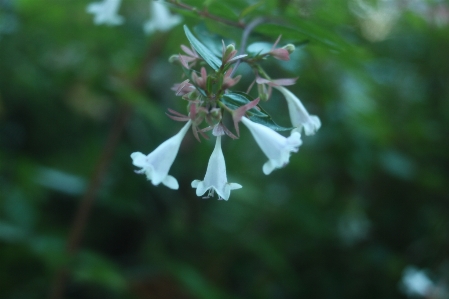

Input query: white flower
[86,0,124,26]
[275,86,321,135]
[143,1,182,34]
[241,117,302,175]
[131,120,191,190]
[191,136,242,200]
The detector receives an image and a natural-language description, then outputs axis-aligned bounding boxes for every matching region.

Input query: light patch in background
[379,150,416,180]
[400,266,433,297]
[350,0,400,42]
[338,199,370,246]
[341,73,376,116]
[400,265,449,298]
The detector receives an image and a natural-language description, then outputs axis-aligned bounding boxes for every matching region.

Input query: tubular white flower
[131,120,191,190]
[241,117,302,175]
[86,0,124,26]
[275,86,321,135]
[143,1,182,34]
[191,136,242,200]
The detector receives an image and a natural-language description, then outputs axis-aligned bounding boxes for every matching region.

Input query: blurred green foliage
[1,0,449,298]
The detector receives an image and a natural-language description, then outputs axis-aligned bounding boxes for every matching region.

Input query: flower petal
[191,136,241,200]
[130,152,147,167]
[275,86,321,135]
[162,175,179,190]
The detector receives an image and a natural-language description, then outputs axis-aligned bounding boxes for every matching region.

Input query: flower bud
[168,55,179,64]
[224,44,236,58]
[210,107,222,122]
[282,44,295,54]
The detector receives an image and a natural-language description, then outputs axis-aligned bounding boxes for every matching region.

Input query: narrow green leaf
[220,92,293,131]
[249,114,293,132]
[184,25,222,70]
[239,2,264,19]
[221,92,265,117]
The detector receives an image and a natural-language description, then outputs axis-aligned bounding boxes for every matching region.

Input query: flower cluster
[86,0,181,34]
[131,26,321,201]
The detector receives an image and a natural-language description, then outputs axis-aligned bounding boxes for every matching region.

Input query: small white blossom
[241,117,302,175]
[131,120,191,190]
[143,1,182,34]
[275,86,321,135]
[86,0,124,26]
[191,136,242,200]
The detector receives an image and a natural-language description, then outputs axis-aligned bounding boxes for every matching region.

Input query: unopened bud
[168,55,179,64]
[225,44,235,56]
[257,84,270,101]
[282,44,295,54]
[210,108,222,122]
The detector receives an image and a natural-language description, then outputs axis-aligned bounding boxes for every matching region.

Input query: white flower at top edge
[191,136,242,200]
[241,117,302,175]
[275,86,321,136]
[86,0,124,26]
[131,120,191,190]
[143,1,182,34]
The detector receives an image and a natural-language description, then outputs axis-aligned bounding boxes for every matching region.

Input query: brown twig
[48,32,170,299]
[168,0,245,28]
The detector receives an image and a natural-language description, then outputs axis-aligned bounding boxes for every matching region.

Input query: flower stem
[230,17,267,77]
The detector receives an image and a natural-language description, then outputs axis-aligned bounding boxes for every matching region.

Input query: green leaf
[220,92,293,131]
[239,2,264,19]
[221,92,265,117]
[194,23,234,57]
[184,25,222,70]
[249,114,293,132]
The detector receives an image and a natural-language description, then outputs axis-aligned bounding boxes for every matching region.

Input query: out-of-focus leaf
[256,22,348,51]
[239,2,264,19]
[0,222,26,243]
[73,251,127,292]
[34,167,86,195]
[167,260,237,299]
[184,25,222,70]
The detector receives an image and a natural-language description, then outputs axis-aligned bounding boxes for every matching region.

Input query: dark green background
[1,0,448,298]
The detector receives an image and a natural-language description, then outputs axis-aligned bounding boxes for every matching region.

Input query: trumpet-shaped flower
[143,1,182,34]
[191,136,242,200]
[275,86,321,135]
[241,117,302,175]
[87,0,124,26]
[131,120,191,189]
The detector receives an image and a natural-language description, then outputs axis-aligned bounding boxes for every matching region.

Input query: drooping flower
[131,120,191,189]
[143,1,182,34]
[86,0,124,26]
[191,135,242,200]
[274,86,321,135]
[241,117,302,175]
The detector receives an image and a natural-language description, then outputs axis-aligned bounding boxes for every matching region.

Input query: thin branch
[231,17,268,77]
[168,0,245,28]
